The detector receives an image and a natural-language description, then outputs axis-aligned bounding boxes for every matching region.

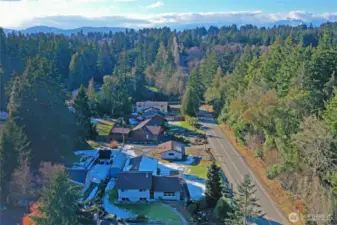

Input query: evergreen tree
[227,175,264,225]
[97,42,113,79]
[7,57,79,167]
[74,85,97,140]
[323,88,337,135]
[68,52,85,90]
[181,87,199,117]
[205,162,223,208]
[0,119,30,198]
[33,171,82,225]
[87,78,98,114]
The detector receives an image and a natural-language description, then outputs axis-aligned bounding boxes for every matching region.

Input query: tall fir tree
[33,171,83,225]
[74,85,97,140]
[205,162,223,208]
[227,175,264,225]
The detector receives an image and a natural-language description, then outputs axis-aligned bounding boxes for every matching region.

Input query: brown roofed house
[157,141,185,160]
[110,115,165,142]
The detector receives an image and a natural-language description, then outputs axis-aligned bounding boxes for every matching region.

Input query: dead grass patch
[219,123,304,225]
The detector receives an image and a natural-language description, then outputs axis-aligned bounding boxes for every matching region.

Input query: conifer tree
[74,85,97,140]
[226,175,264,225]
[205,162,223,208]
[33,171,82,225]
[323,88,337,135]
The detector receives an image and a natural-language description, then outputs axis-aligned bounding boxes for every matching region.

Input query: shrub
[198,197,208,210]
[266,164,281,180]
[254,149,264,160]
[187,203,198,215]
[136,214,148,221]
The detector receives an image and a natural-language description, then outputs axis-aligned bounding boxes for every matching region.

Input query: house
[157,141,185,160]
[109,127,131,143]
[116,171,153,202]
[136,101,168,113]
[123,155,158,175]
[152,176,185,201]
[110,151,127,177]
[110,115,165,142]
[142,107,165,118]
[115,172,186,202]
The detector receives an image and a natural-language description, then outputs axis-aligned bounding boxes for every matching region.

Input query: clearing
[92,119,114,136]
[116,203,183,225]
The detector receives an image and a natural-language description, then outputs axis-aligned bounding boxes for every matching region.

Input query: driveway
[198,109,289,225]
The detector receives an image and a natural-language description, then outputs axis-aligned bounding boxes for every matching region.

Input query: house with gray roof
[115,172,186,202]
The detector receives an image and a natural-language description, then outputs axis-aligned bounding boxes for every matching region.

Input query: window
[168,153,175,156]
[139,189,146,192]
[121,189,125,192]
[164,192,175,196]
[139,197,147,201]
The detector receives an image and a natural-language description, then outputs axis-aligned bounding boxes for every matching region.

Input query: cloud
[0,2,336,30]
[20,15,150,29]
[114,0,136,2]
[146,1,164,9]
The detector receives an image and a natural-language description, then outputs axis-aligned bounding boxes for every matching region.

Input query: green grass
[185,161,212,179]
[145,85,160,93]
[109,189,117,202]
[178,121,205,135]
[96,120,114,136]
[116,203,183,225]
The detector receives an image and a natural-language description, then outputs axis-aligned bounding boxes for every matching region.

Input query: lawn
[96,120,114,136]
[185,161,212,179]
[116,203,183,225]
[177,121,205,135]
[145,85,160,93]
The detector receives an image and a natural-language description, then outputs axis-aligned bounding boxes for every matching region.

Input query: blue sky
[0,0,336,29]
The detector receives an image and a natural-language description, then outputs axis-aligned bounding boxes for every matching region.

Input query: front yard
[116,203,183,225]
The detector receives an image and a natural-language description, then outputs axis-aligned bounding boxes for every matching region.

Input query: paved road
[198,110,289,225]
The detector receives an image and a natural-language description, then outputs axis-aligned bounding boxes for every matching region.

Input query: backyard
[94,119,114,136]
[116,203,183,225]
[184,160,212,179]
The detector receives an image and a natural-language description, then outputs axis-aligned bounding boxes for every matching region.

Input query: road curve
[198,109,290,225]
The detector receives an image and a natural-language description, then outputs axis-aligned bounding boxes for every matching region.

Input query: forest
[0,22,336,224]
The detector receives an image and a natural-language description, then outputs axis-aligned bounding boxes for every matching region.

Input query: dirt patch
[219,123,304,225]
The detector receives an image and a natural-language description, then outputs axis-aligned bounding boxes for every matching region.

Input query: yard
[116,203,183,225]
[184,160,212,180]
[168,121,205,136]
[94,119,114,136]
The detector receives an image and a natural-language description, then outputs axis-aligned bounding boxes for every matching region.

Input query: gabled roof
[157,141,185,154]
[132,115,164,135]
[125,156,158,174]
[110,127,131,134]
[152,176,185,192]
[116,171,153,190]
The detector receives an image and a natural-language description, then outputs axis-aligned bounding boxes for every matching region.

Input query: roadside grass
[178,121,205,135]
[96,120,114,136]
[116,203,183,225]
[145,85,159,93]
[219,123,302,225]
[184,160,212,180]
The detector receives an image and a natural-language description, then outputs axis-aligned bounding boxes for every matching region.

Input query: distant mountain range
[2,19,327,35]
[3,26,127,35]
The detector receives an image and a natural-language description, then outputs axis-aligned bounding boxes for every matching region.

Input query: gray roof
[67,169,87,184]
[116,172,153,190]
[112,152,127,169]
[152,176,184,192]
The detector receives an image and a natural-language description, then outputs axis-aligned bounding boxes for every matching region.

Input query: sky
[0,0,337,29]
